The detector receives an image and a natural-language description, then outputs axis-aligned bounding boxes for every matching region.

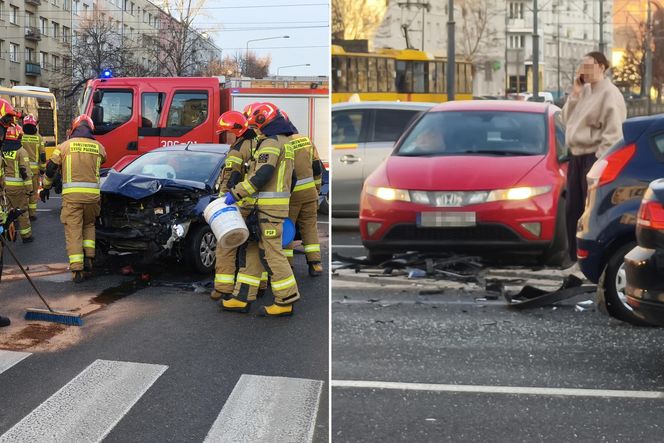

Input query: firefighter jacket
[219,134,258,209]
[230,134,294,216]
[21,132,46,173]
[289,133,323,204]
[2,142,32,191]
[44,137,106,204]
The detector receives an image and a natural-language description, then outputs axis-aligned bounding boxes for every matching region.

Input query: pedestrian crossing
[0,352,324,443]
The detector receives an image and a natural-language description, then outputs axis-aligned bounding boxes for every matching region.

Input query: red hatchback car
[360,100,569,265]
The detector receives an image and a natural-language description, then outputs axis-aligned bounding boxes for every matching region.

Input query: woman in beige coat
[562,51,626,262]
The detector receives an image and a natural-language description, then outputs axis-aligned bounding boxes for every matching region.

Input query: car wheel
[367,249,392,265]
[318,193,329,215]
[93,243,109,270]
[540,197,569,267]
[597,242,653,326]
[186,224,217,274]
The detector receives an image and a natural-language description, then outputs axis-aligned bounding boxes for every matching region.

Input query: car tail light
[637,199,664,230]
[577,248,589,259]
[587,144,636,189]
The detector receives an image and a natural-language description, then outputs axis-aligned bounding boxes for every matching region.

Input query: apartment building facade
[0,0,218,88]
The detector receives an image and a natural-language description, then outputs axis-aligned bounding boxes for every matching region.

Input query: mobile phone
[579,74,585,84]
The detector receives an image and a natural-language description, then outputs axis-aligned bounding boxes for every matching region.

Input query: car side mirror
[92,90,103,104]
[91,105,103,128]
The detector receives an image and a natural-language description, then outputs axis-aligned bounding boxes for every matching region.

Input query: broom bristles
[24,308,83,326]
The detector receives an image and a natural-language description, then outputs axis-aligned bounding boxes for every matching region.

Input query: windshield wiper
[458,150,538,156]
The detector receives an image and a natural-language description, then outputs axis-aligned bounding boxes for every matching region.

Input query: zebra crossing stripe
[0,350,31,376]
[204,374,324,443]
[0,359,167,443]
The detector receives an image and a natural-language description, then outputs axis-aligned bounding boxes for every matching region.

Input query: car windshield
[396,111,547,157]
[121,150,221,183]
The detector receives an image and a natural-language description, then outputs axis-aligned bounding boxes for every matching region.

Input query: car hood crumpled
[101,170,207,200]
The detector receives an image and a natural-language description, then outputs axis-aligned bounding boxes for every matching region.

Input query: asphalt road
[0,197,329,442]
[332,223,664,442]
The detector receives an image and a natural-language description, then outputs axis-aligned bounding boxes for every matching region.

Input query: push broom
[0,235,83,326]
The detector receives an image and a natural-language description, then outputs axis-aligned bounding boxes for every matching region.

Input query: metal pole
[447,0,455,100]
[422,6,425,51]
[533,0,539,99]
[504,1,508,97]
[599,0,605,54]
[646,0,653,115]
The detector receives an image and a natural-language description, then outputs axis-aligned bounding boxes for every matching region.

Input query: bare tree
[332,0,387,40]
[457,0,502,76]
[202,52,271,78]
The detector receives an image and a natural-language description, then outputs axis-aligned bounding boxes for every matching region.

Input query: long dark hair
[585,51,610,71]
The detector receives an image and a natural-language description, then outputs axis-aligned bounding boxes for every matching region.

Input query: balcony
[25,62,41,76]
[25,0,41,5]
[25,26,41,41]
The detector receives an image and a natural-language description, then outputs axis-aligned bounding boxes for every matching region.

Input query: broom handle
[0,235,54,312]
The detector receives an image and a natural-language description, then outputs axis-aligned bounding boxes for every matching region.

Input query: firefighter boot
[0,316,10,327]
[72,271,85,283]
[219,296,251,313]
[84,257,94,277]
[210,290,231,301]
[308,261,323,277]
[259,303,294,317]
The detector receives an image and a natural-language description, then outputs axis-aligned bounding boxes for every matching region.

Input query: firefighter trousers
[6,188,31,239]
[214,243,267,294]
[60,200,100,271]
[29,174,39,217]
[232,214,299,305]
[285,198,321,264]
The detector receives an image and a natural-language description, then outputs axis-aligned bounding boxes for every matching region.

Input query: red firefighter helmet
[242,102,262,119]
[71,114,95,132]
[23,114,38,127]
[247,102,280,128]
[216,111,249,137]
[0,98,18,128]
[4,124,22,141]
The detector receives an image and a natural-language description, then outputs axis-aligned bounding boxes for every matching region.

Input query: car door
[332,107,370,215]
[363,108,423,183]
[159,89,214,148]
[137,91,166,154]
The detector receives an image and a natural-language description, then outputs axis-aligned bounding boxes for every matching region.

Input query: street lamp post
[244,35,290,76]
[277,63,310,76]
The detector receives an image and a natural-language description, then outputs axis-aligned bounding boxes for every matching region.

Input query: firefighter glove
[19,168,28,180]
[40,188,50,203]
[224,192,237,205]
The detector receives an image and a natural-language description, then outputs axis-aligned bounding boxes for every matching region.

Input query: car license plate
[418,212,476,227]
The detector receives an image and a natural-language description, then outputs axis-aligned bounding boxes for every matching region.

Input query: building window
[0,2,4,21]
[508,34,525,49]
[73,0,79,15]
[52,54,59,70]
[9,43,18,62]
[83,3,89,16]
[26,47,34,62]
[123,0,128,11]
[63,26,70,43]
[509,2,524,19]
[130,1,134,15]
[63,57,70,70]
[9,5,17,25]
[40,51,47,68]
[25,11,34,27]
[63,0,70,11]
[53,22,60,39]
[0,40,4,59]
[40,17,48,35]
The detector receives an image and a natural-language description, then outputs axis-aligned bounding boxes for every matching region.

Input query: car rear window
[122,151,220,183]
[396,111,547,156]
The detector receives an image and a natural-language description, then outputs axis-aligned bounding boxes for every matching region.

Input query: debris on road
[506,275,596,309]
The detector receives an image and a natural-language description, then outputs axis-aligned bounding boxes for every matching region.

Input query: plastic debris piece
[576,300,594,307]
[575,305,586,312]
[408,269,427,279]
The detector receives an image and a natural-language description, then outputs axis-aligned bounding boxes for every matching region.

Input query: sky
[194,0,330,77]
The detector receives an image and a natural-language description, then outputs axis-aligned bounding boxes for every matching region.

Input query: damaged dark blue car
[96,144,229,273]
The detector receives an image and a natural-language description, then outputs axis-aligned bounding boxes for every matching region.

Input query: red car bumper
[360,192,559,256]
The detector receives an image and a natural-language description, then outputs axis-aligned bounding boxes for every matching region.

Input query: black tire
[541,197,570,267]
[318,193,329,215]
[185,224,217,274]
[367,249,392,265]
[597,241,653,326]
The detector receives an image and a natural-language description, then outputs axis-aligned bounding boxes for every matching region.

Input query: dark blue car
[577,115,664,325]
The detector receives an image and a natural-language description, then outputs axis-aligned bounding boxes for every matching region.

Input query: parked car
[577,114,664,325]
[359,100,569,265]
[624,179,664,326]
[96,144,229,273]
[332,101,436,217]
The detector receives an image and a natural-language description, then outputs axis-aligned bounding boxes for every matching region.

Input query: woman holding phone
[561,51,626,263]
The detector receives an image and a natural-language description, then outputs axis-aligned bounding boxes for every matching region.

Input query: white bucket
[204,199,249,249]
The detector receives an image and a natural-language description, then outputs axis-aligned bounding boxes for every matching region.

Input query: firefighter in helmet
[41,115,106,282]
[2,124,33,243]
[222,103,299,316]
[21,114,46,220]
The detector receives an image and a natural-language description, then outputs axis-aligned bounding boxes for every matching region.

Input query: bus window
[167,92,208,128]
[456,63,464,94]
[367,57,378,92]
[433,61,445,93]
[141,92,164,128]
[413,62,426,93]
[396,60,408,93]
[348,57,357,92]
[95,90,133,133]
[333,56,347,93]
[465,64,473,93]
[387,59,396,92]
[376,58,387,92]
[356,57,368,92]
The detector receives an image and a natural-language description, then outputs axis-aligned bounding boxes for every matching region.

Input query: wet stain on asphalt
[91,278,150,306]
[0,323,67,351]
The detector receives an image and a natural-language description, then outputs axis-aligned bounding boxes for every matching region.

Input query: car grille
[382,224,522,242]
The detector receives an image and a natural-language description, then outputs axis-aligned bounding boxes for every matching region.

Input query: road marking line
[36,209,52,212]
[331,380,664,399]
[332,245,364,248]
[0,350,31,375]
[204,374,324,443]
[0,359,167,443]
